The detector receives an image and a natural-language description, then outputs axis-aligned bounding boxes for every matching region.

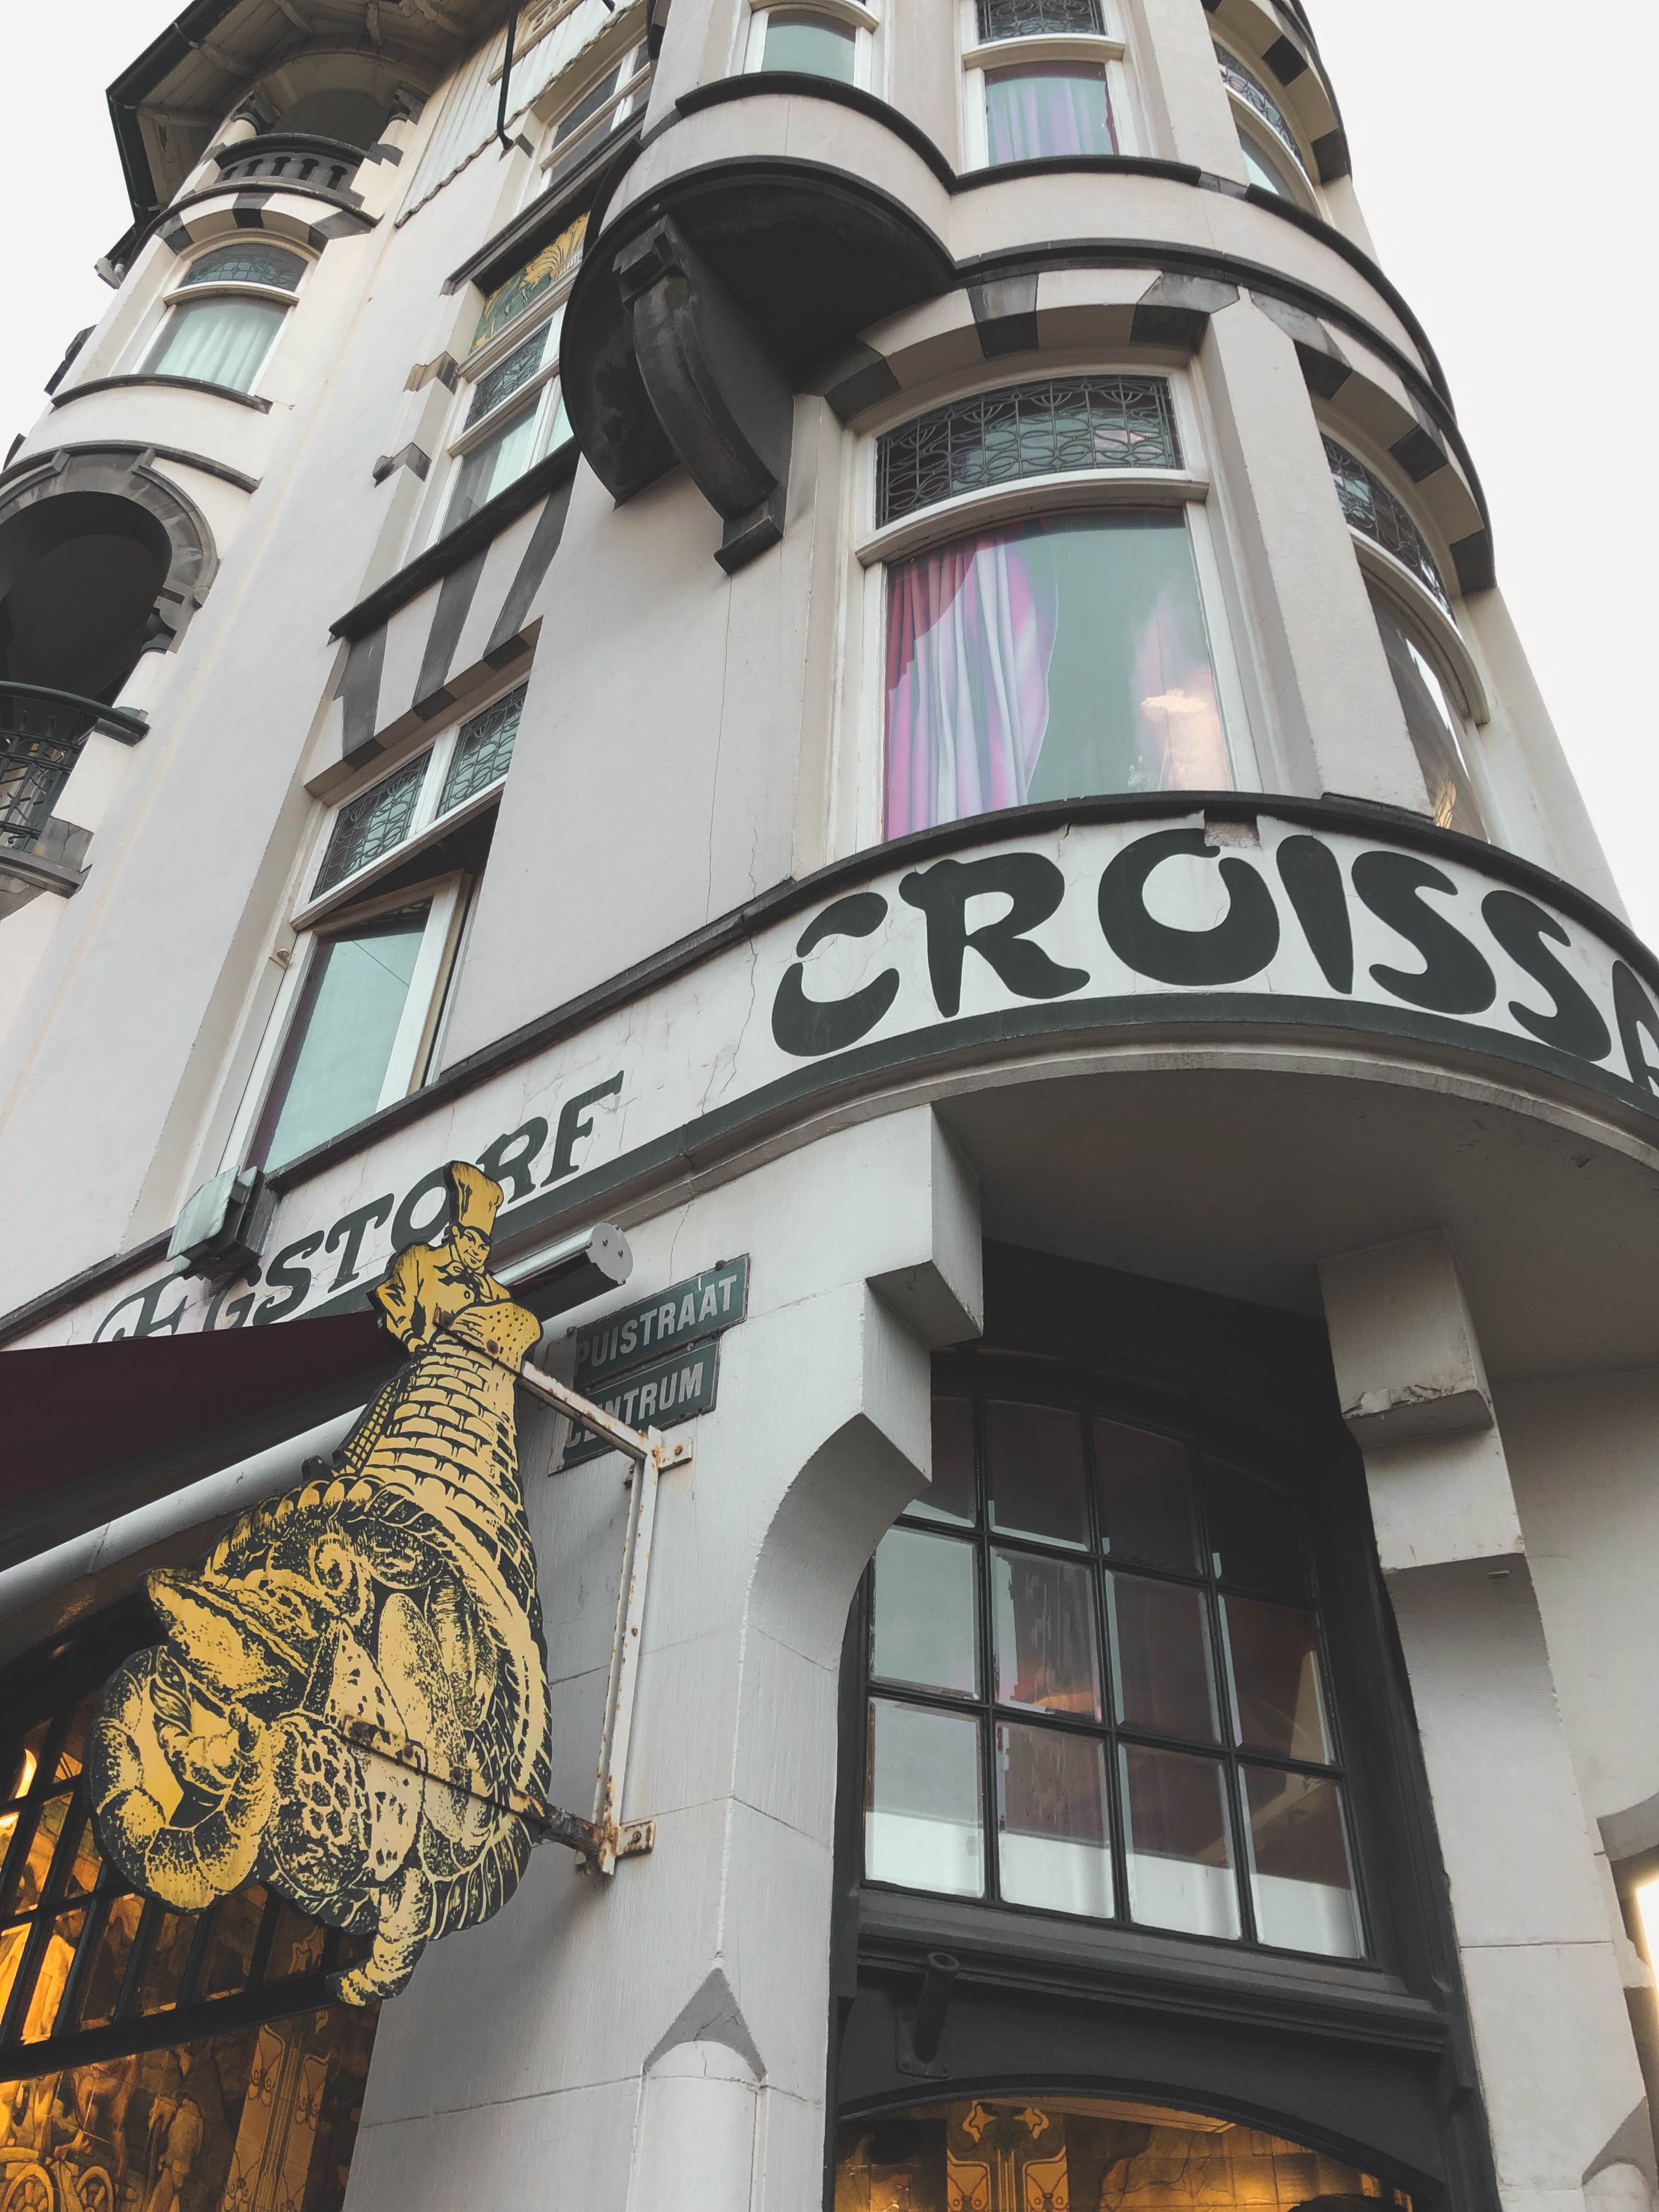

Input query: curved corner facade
[1,5,1656,2212]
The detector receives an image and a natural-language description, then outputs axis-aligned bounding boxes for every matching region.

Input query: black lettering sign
[324,1194,394,1291]
[477,1118,549,1202]
[1613,963,1659,1095]
[390,1169,452,1255]
[561,1342,721,1464]
[1099,828,1279,985]
[1351,851,1495,1014]
[899,854,1088,1018]
[1482,891,1611,1062]
[252,1232,324,1323]
[541,1073,624,1186]
[93,1267,190,1341]
[1276,834,1352,994]
[772,893,900,1057]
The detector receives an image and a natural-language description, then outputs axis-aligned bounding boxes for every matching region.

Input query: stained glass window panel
[438,684,525,814]
[180,242,306,291]
[465,328,548,428]
[313,753,427,895]
[471,215,586,351]
[978,0,1103,36]
[1324,435,1451,611]
[877,377,1179,526]
[74,1893,143,2029]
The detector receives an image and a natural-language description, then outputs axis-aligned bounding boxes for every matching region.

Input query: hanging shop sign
[67,807,1659,1354]
[87,1163,684,2005]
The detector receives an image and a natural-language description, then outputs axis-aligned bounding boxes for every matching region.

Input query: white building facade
[1,3,1657,2211]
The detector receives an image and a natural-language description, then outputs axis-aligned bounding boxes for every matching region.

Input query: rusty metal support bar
[511,1357,689,1873]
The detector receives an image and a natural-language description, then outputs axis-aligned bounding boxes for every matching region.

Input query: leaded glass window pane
[978,0,1103,37]
[1214,44,1305,174]
[466,328,548,428]
[857,1394,1361,1956]
[179,241,307,291]
[313,753,427,895]
[1324,435,1451,611]
[439,684,526,814]
[877,377,1180,526]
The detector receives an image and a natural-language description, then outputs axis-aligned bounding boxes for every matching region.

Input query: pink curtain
[1132,579,1228,789]
[885,533,1058,836]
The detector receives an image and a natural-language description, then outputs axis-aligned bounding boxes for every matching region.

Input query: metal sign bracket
[512,1359,686,1875]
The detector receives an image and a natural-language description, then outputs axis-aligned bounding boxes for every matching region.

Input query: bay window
[1214,43,1314,205]
[234,686,524,1173]
[872,377,1244,838]
[860,1389,1364,1959]
[1323,435,1489,838]
[962,0,1127,165]
[141,241,308,396]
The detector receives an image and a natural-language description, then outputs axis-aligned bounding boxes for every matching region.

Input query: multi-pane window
[1215,44,1311,201]
[877,380,1234,835]
[978,0,1103,37]
[861,1392,1364,1959]
[442,319,571,534]
[1324,436,1450,613]
[142,241,307,395]
[313,684,524,898]
[0,1667,376,2212]
[241,686,525,1171]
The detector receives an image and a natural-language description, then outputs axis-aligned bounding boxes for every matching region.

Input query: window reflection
[1,1654,380,2212]
[834,2095,1412,2212]
[860,1394,1361,1954]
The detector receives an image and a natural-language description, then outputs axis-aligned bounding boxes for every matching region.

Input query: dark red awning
[0,1311,398,1569]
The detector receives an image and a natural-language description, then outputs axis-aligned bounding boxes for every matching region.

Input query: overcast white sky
[2,2,1654,938]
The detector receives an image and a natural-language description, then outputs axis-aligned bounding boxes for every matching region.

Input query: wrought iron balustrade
[210,132,366,198]
[0,684,147,854]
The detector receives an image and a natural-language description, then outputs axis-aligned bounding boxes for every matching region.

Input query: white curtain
[147,298,285,393]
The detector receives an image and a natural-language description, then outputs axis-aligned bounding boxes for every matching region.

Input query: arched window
[0,1613,377,2212]
[1322,436,1487,838]
[142,242,309,397]
[1214,44,1314,205]
[873,377,1245,836]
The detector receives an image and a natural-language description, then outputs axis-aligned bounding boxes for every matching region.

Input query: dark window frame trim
[827,1245,1500,2212]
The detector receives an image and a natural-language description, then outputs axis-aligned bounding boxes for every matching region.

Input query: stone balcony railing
[210,132,368,201]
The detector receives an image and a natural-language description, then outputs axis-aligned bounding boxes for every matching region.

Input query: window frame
[857,1385,1368,1960]
[958,0,1134,168]
[428,303,573,544]
[235,871,467,1175]
[221,680,526,1174]
[1316,419,1493,732]
[534,41,653,182]
[845,364,1259,855]
[1213,39,1319,213]
[134,241,313,399]
[742,0,878,92]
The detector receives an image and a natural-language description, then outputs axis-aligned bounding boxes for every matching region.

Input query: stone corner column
[1319,1229,1653,2212]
